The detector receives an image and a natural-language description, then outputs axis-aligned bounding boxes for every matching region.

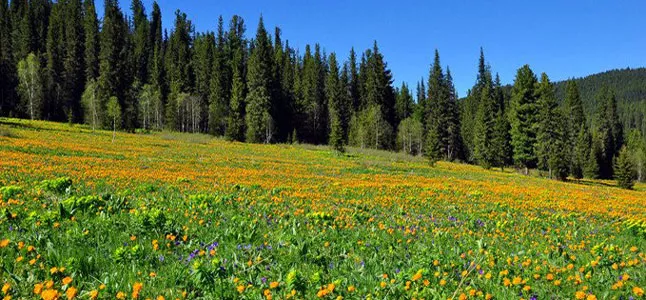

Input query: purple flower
[158,255,165,262]
[261,277,267,284]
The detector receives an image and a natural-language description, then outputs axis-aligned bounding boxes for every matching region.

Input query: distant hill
[553,67,646,113]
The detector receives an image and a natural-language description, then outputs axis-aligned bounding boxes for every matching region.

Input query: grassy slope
[0,118,645,299]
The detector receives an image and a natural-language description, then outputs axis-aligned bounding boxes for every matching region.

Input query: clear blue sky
[98,0,646,98]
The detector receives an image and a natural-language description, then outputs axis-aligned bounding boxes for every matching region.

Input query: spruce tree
[0,0,18,116]
[208,16,229,136]
[348,48,360,113]
[461,48,489,163]
[492,110,512,170]
[395,82,414,125]
[226,50,246,141]
[573,125,592,179]
[98,0,131,128]
[535,73,558,174]
[615,146,635,189]
[326,53,345,152]
[83,0,99,81]
[62,0,86,123]
[193,31,215,131]
[473,78,496,168]
[510,64,539,174]
[445,68,462,161]
[595,87,623,178]
[564,79,586,178]
[131,0,150,84]
[245,16,273,143]
[425,50,449,161]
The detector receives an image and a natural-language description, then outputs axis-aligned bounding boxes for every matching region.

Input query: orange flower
[41,289,59,300]
[61,277,72,286]
[634,286,644,297]
[88,290,98,300]
[33,283,43,295]
[65,287,77,300]
[0,239,9,248]
[132,282,143,299]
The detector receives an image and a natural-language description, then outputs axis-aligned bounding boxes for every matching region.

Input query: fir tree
[0,0,18,116]
[595,87,623,179]
[83,0,99,81]
[208,16,229,136]
[615,146,635,189]
[510,64,539,174]
[395,82,413,126]
[473,78,496,168]
[564,79,586,177]
[425,50,449,161]
[327,53,345,152]
[573,125,592,179]
[492,110,512,170]
[131,0,150,84]
[245,16,274,143]
[445,68,462,161]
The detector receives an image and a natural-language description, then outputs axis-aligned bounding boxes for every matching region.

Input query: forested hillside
[0,0,644,186]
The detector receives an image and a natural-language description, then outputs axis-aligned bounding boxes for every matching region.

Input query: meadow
[0,118,644,300]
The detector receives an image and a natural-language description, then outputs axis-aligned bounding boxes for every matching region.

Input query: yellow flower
[149,272,156,278]
[634,286,644,297]
[116,291,126,299]
[554,280,561,286]
[586,294,597,300]
[65,287,77,300]
[33,283,43,295]
[1,283,10,295]
[546,273,554,281]
[88,290,98,300]
[50,267,58,275]
[347,285,355,292]
[62,277,73,286]
[41,289,59,300]
[379,281,387,288]
[236,285,245,293]
[440,279,447,286]
[412,271,423,281]
[512,277,523,285]
[156,296,165,300]
[575,291,586,299]
[132,282,143,299]
[0,239,9,248]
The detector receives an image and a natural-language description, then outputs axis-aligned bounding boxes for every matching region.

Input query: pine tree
[535,73,559,174]
[165,10,194,130]
[208,16,229,136]
[445,68,462,161]
[395,82,414,127]
[473,78,496,168]
[510,64,539,174]
[193,31,215,132]
[326,52,346,152]
[62,0,86,123]
[0,0,18,117]
[83,0,99,81]
[131,0,150,84]
[492,110,512,170]
[98,0,131,129]
[461,48,489,163]
[615,146,635,189]
[573,125,592,179]
[425,50,449,161]
[44,1,65,121]
[564,79,586,177]
[595,86,623,179]
[348,48,360,113]
[245,16,274,143]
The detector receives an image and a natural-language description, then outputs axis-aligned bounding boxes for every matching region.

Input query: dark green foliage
[615,146,635,189]
[0,0,18,117]
[473,81,496,168]
[84,0,99,80]
[208,16,229,136]
[193,31,215,131]
[131,0,150,84]
[595,87,623,179]
[510,65,539,174]
[491,110,512,169]
[165,10,193,130]
[326,53,346,153]
[395,82,414,128]
[245,16,273,143]
[572,125,590,179]
[460,48,489,163]
[425,50,452,161]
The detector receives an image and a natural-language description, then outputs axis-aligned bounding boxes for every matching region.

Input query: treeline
[0,0,644,187]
